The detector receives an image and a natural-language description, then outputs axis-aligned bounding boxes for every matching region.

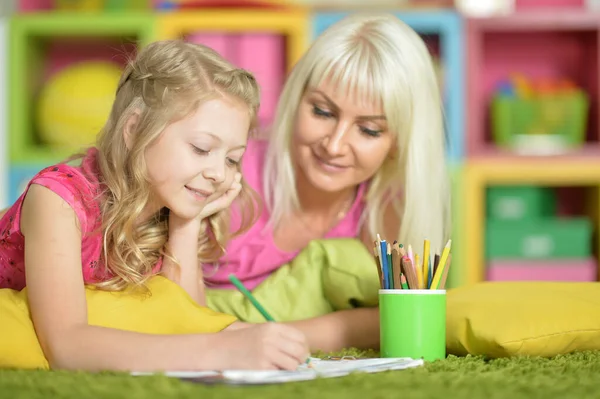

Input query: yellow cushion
[0,276,237,369]
[446,281,600,358]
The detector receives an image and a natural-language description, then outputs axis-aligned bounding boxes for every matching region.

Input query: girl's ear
[123,110,141,150]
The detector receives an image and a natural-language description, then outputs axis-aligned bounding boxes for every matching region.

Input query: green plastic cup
[379,289,446,361]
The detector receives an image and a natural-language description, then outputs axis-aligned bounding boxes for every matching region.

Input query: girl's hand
[198,172,242,221]
[216,323,309,371]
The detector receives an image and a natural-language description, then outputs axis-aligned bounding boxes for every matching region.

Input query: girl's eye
[192,145,209,155]
[360,126,382,137]
[312,105,334,118]
[226,158,240,167]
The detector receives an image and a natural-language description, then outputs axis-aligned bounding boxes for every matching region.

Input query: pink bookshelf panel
[185,33,234,63]
[516,0,585,9]
[487,259,597,281]
[235,33,285,127]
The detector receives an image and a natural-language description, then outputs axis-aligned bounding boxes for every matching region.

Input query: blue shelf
[311,10,465,163]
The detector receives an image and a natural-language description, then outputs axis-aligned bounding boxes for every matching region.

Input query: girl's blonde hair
[92,40,260,290]
[263,13,451,255]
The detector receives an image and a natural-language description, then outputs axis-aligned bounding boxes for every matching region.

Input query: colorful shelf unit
[155,8,309,129]
[313,9,465,163]
[8,12,156,163]
[7,12,156,201]
[466,11,600,159]
[459,10,600,286]
[462,158,600,285]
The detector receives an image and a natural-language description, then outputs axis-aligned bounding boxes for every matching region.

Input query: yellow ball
[37,61,123,150]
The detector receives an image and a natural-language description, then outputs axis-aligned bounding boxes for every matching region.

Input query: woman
[204,12,452,353]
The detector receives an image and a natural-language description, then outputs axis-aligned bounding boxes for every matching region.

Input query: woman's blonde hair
[263,13,451,255]
[91,40,260,290]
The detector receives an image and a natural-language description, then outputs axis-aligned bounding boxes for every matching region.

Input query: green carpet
[3,350,600,398]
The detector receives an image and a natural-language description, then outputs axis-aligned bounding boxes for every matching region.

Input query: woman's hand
[198,172,242,221]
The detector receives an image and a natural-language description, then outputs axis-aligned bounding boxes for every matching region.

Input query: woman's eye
[192,145,209,155]
[312,105,333,118]
[360,126,382,137]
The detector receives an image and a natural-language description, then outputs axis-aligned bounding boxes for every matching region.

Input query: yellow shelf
[462,158,600,286]
[156,9,310,69]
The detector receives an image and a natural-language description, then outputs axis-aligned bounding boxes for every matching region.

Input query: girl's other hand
[198,172,242,221]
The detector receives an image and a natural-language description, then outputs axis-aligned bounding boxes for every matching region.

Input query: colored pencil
[228,274,274,322]
[430,240,452,290]
[422,239,430,289]
[392,248,402,289]
[372,236,452,290]
[373,246,383,289]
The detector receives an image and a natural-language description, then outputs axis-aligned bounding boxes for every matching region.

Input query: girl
[205,13,452,352]
[0,40,308,371]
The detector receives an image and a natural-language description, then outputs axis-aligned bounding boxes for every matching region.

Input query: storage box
[486,186,556,221]
[485,218,592,259]
[487,259,597,282]
[491,90,589,155]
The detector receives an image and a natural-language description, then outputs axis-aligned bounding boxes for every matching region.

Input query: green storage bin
[485,218,592,259]
[491,90,589,151]
[486,186,556,221]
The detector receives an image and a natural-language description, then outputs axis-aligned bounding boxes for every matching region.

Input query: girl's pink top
[0,148,161,290]
[203,140,367,290]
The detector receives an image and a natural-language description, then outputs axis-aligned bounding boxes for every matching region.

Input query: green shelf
[8,12,157,164]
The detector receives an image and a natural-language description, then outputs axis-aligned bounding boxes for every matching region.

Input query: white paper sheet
[132,357,424,385]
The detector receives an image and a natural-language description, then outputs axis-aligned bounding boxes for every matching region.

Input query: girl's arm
[161,215,204,305]
[163,172,242,306]
[21,184,308,372]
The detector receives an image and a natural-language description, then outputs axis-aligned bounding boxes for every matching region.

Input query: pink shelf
[516,0,585,10]
[466,11,600,158]
[487,258,597,282]
[185,32,286,129]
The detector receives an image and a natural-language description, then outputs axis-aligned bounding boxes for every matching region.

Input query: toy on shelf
[36,60,123,152]
[490,74,590,156]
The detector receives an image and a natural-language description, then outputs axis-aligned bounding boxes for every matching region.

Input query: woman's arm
[286,308,380,353]
[21,184,308,371]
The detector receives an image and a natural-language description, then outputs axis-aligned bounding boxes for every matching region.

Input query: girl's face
[144,96,250,220]
[292,80,395,194]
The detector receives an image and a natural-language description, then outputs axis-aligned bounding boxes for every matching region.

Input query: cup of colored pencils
[372,235,452,290]
[376,235,451,362]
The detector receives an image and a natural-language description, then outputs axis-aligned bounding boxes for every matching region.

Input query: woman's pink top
[204,140,366,290]
[0,148,160,290]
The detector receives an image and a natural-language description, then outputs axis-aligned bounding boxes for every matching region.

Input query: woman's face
[292,79,395,194]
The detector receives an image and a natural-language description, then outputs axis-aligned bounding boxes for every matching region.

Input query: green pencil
[228,274,275,322]
[228,274,310,366]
